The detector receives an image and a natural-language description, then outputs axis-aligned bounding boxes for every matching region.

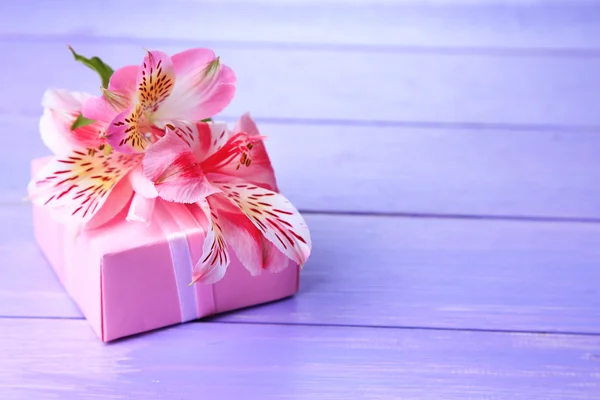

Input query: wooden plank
[1,0,600,51]
[1,318,599,399]
[2,41,600,127]
[220,214,600,334]
[8,114,600,219]
[3,204,600,334]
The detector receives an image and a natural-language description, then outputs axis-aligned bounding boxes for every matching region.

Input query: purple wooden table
[1,0,599,398]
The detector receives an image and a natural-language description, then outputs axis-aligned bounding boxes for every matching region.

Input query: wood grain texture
[2,0,600,396]
[4,204,600,334]
[2,41,600,127]
[1,318,599,400]
[1,0,600,51]
[218,214,600,334]
[9,114,600,218]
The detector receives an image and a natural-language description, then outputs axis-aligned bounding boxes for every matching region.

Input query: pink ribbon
[154,201,216,322]
[61,198,215,323]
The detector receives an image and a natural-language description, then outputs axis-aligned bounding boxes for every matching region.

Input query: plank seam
[3,33,600,59]
[298,210,600,225]
[4,111,600,134]
[4,203,600,225]
[0,315,84,321]
[224,116,600,134]
[1,315,599,337]
[208,320,600,337]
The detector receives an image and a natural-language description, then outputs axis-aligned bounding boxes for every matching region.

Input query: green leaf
[71,113,96,130]
[201,118,213,122]
[68,45,114,88]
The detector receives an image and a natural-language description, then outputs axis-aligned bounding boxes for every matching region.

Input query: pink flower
[83,48,236,154]
[143,114,312,284]
[39,88,105,152]
[28,89,157,229]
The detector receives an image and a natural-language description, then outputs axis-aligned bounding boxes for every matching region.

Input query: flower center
[201,133,265,174]
[236,140,254,170]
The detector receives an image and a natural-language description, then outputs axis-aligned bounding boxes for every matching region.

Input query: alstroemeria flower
[28,89,157,229]
[143,114,311,284]
[39,88,105,152]
[83,48,236,154]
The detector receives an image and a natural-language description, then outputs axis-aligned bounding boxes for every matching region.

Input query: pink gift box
[31,157,300,342]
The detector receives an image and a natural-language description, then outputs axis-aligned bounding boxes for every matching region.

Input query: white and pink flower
[83,48,236,154]
[143,114,311,284]
[27,89,153,229]
[28,46,311,284]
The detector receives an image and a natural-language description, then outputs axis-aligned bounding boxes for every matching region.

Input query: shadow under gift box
[30,157,300,342]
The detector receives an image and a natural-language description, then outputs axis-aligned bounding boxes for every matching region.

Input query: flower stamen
[101,87,131,112]
[202,133,266,173]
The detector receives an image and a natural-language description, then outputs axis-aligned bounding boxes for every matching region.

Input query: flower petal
[201,132,254,172]
[42,88,89,111]
[82,90,131,124]
[197,194,291,275]
[228,113,279,191]
[82,65,139,123]
[104,105,149,153]
[143,128,219,203]
[85,175,134,230]
[152,120,232,162]
[128,165,157,198]
[167,120,206,161]
[81,95,113,123]
[208,194,263,276]
[41,89,105,153]
[154,50,236,121]
[198,65,236,118]
[109,65,139,93]
[39,106,74,156]
[192,121,231,162]
[28,148,140,224]
[191,197,230,285]
[171,48,216,77]
[137,50,175,113]
[261,236,292,273]
[216,183,311,266]
[201,128,277,191]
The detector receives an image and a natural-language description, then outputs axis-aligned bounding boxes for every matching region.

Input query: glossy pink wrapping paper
[31,157,300,342]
